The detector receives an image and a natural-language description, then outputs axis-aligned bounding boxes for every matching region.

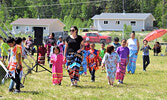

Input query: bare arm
[136,39,140,55]
[77,40,84,53]
[17,53,22,69]
[64,42,68,57]
[126,55,129,66]
[126,39,129,47]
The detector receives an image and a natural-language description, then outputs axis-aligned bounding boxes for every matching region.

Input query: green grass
[0,32,167,100]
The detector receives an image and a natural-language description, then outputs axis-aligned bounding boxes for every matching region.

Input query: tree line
[0,0,166,31]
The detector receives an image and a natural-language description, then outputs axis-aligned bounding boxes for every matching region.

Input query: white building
[91,13,155,31]
[11,18,65,34]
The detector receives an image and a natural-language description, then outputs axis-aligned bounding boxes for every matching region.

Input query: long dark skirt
[66,52,82,82]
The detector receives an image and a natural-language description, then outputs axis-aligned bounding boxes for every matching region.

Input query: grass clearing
[0,32,167,100]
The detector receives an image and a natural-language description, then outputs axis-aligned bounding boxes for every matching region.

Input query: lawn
[0,31,167,100]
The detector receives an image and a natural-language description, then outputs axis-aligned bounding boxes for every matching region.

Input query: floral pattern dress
[102,52,120,82]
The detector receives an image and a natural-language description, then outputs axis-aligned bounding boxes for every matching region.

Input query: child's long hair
[106,45,114,54]
[53,46,60,54]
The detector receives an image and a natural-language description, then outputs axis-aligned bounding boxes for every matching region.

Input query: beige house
[11,18,65,34]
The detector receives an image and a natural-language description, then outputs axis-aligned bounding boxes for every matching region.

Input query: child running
[140,40,151,72]
[102,45,120,87]
[50,46,63,85]
[87,43,99,82]
[116,39,129,84]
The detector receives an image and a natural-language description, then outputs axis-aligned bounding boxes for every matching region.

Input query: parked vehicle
[82,32,112,43]
[43,31,68,43]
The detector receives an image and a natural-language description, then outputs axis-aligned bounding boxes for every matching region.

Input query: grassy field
[0,31,167,100]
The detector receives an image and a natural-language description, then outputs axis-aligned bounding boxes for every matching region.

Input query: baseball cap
[59,35,62,38]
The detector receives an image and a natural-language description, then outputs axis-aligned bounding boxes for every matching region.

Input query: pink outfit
[50,53,63,84]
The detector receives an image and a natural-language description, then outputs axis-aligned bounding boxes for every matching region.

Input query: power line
[6,0,112,9]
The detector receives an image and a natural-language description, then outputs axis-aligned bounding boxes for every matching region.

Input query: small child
[140,40,151,72]
[1,38,10,65]
[7,37,22,93]
[87,43,99,82]
[38,44,47,65]
[49,42,55,68]
[112,37,121,51]
[50,46,63,85]
[102,45,120,87]
[99,42,106,72]
[85,37,90,51]
[79,49,88,75]
[21,37,27,60]
[116,39,129,84]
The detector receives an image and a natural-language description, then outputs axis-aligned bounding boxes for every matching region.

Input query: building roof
[92,13,155,20]
[11,18,65,26]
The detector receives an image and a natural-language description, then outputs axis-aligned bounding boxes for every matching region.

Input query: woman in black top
[64,26,84,86]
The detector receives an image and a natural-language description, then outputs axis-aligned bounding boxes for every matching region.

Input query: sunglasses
[70,30,75,32]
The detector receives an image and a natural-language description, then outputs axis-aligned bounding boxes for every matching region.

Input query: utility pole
[162,0,165,28]
[123,0,125,13]
[141,0,144,13]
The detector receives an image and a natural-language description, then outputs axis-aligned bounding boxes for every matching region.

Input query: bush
[162,34,167,42]
[124,24,132,39]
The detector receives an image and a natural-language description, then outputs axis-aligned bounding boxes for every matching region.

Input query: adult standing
[25,36,35,55]
[64,26,84,86]
[127,31,139,74]
[45,33,56,65]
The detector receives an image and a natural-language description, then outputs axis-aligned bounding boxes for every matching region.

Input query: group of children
[47,35,157,87]
[2,33,160,92]
[48,37,128,87]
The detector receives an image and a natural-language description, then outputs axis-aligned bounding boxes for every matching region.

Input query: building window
[131,21,136,26]
[32,27,34,32]
[26,26,29,32]
[16,26,19,29]
[104,21,108,24]
[116,21,120,25]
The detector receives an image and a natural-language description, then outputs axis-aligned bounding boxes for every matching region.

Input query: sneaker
[84,72,87,76]
[120,81,123,84]
[74,83,77,86]
[117,81,120,84]
[14,89,20,93]
[20,83,24,88]
[8,88,14,92]
[70,84,74,87]
[143,70,146,72]
[91,80,95,82]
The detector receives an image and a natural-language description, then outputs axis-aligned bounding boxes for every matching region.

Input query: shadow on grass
[21,91,40,95]
[74,85,106,89]
[0,96,2,97]
[122,83,149,88]
[63,75,69,77]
